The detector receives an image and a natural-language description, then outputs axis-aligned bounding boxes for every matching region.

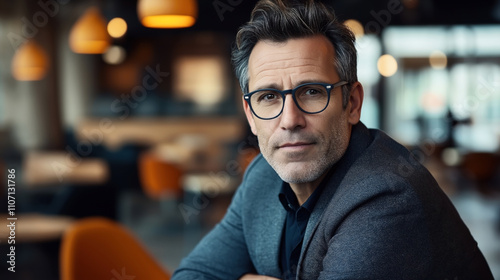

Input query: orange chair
[138,152,184,199]
[60,217,170,280]
[238,147,260,174]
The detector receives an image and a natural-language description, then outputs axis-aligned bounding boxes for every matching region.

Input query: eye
[256,91,280,102]
[304,88,321,96]
[297,85,327,98]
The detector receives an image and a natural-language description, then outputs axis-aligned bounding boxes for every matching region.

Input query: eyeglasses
[244,81,348,120]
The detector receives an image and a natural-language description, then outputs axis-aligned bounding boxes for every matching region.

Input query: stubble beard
[260,115,350,184]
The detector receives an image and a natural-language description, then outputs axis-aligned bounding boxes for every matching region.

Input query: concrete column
[58,4,98,129]
[1,0,63,150]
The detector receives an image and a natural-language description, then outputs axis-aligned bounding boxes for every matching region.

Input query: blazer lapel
[249,175,286,277]
[303,176,339,243]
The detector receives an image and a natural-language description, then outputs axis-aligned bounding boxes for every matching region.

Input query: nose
[279,95,306,131]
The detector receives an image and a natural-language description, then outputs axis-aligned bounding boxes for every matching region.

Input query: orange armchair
[60,217,170,280]
[138,152,184,199]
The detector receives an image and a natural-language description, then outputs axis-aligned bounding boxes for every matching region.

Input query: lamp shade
[11,40,49,81]
[69,7,110,54]
[138,0,197,28]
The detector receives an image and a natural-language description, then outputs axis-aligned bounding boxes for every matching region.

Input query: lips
[278,142,315,149]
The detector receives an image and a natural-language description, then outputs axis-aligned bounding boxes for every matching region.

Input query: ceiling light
[69,7,111,54]
[11,40,49,81]
[137,0,197,29]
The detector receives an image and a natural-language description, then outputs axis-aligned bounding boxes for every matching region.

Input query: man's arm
[172,183,255,280]
[315,187,493,279]
[311,182,433,280]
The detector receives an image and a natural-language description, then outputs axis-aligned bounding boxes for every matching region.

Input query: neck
[289,170,329,206]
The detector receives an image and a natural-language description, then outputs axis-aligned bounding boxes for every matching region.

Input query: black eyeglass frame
[243,80,348,120]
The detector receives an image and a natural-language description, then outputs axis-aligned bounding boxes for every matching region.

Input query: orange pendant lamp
[11,40,49,81]
[138,0,197,28]
[69,7,110,54]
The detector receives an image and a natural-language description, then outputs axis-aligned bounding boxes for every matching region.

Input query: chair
[138,152,184,199]
[60,217,170,280]
[136,152,186,225]
[238,147,260,174]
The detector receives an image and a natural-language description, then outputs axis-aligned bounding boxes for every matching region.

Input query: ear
[242,96,257,135]
[347,82,364,125]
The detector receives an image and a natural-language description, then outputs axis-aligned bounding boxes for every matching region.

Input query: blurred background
[0,0,499,279]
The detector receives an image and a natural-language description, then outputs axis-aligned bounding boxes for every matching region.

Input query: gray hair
[232,0,357,108]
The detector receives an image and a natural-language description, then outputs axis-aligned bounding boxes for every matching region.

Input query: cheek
[254,121,281,150]
[323,111,350,144]
[253,118,276,135]
[251,121,269,143]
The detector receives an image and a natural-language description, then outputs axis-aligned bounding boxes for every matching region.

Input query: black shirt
[278,178,327,279]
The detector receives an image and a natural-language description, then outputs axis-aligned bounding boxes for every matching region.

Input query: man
[172,0,493,279]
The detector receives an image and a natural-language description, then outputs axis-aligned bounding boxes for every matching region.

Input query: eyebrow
[253,79,329,91]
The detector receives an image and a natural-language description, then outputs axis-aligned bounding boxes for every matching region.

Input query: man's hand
[239,274,280,280]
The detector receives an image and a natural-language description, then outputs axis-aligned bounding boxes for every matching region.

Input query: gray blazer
[173,123,493,280]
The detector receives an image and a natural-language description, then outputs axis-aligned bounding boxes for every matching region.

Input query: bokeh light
[107,17,127,38]
[103,46,126,65]
[344,19,364,38]
[429,50,447,69]
[377,54,398,77]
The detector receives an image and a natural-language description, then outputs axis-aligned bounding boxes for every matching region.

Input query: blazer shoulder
[336,129,441,204]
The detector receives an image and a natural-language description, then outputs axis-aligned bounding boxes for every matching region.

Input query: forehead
[248,35,337,88]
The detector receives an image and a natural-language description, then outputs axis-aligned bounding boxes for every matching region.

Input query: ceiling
[1,0,497,44]
[97,0,500,39]
[102,0,500,35]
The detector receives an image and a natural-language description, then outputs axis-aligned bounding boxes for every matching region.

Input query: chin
[272,161,327,184]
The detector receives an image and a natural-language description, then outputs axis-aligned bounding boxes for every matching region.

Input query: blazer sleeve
[172,180,255,280]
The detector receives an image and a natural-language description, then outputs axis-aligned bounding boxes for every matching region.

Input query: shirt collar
[278,163,336,213]
[279,183,298,212]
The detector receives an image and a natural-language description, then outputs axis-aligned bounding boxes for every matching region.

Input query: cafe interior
[0,0,499,279]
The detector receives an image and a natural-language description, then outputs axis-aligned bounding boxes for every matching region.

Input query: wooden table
[0,214,75,243]
[23,151,109,187]
[76,117,246,150]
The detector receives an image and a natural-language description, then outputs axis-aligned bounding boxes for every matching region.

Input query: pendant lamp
[11,40,49,81]
[138,0,197,28]
[69,6,110,54]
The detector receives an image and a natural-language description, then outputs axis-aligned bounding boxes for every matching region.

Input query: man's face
[243,35,363,185]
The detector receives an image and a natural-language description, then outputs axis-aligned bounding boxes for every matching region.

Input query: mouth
[278,142,315,149]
